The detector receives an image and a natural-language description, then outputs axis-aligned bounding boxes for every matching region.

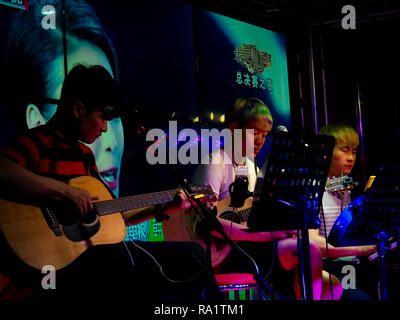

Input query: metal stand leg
[297,228,314,300]
[377,236,389,301]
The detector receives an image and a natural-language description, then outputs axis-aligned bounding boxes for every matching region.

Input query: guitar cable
[191,195,262,278]
[252,158,275,280]
[320,205,334,300]
[121,204,208,284]
[194,203,262,276]
[263,232,276,281]
[122,241,136,267]
[125,239,209,284]
[227,214,261,275]
[224,213,276,297]
[227,159,263,276]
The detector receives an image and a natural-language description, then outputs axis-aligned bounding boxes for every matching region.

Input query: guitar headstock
[189,185,218,202]
[325,175,358,193]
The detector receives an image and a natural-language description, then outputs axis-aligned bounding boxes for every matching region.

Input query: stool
[215,273,260,300]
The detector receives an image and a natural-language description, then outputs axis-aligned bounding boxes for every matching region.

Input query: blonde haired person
[309,123,377,299]
[192,97,343,300]
[311,123,376,257]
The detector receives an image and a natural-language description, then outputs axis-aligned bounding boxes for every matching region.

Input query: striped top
[319,190,352,238]
[1,125,100,181]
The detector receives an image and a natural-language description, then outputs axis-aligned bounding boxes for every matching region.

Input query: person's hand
[174,188,192,210]
[160,187,193,216]
[64,185,94,217]
[357,245,377,256]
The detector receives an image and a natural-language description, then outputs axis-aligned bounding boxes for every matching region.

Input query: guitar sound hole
[80,210,98,225]
[48,200,101,242]
[62,220,100,242]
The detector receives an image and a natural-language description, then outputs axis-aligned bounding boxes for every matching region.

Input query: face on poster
[0,0,291,240]
[0,0,197,195]
[0,0,196,242]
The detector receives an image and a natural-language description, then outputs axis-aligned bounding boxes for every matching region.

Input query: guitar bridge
[42,207,63,237]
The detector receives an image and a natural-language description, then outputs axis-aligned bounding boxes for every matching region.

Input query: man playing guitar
[0,64,217,300]
[192,97,343,300]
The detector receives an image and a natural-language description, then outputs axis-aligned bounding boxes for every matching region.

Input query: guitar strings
[96,186,212,215]
[95,189,177,213]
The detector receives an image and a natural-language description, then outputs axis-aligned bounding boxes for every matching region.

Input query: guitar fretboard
[94,190,177,216]
[238,208,251,223]
[221,207,252,224]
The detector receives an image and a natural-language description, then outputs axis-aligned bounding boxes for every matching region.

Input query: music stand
[247,132,335,300]
[328,165,400,300]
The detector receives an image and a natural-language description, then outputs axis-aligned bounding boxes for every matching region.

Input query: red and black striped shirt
[1,125,100,182]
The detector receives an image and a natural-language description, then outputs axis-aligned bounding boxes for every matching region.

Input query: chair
[215,273,260,300]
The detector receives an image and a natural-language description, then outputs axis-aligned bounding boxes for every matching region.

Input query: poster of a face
[0,0,291,242]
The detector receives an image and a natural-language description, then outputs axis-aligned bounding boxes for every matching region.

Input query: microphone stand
[131,117,273,299]
[167,164,273,300]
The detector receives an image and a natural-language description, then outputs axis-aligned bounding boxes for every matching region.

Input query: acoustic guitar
[215,176,358,265]
[218,175,356,227]
[0,176,216,271]
[325,174,357,193]
[163,195,253,270]
[164,175,357,270]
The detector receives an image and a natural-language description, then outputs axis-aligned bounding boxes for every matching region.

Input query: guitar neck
[94,189,177,216]
[219,204,252,225]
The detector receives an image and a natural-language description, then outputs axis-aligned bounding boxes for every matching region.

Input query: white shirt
[192,148,261,200]
[319,190,352,238]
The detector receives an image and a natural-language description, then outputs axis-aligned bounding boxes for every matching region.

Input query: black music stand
[247,132,335,300]
[328,165,400,300]
[166,164,274,301]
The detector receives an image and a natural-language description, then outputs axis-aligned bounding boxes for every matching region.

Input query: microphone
[275,125,288,133]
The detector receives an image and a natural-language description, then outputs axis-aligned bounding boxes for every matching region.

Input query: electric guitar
[0,176,216,270]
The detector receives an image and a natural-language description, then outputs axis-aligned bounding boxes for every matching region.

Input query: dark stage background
[0,0,293,197]
[1,0,400,239]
